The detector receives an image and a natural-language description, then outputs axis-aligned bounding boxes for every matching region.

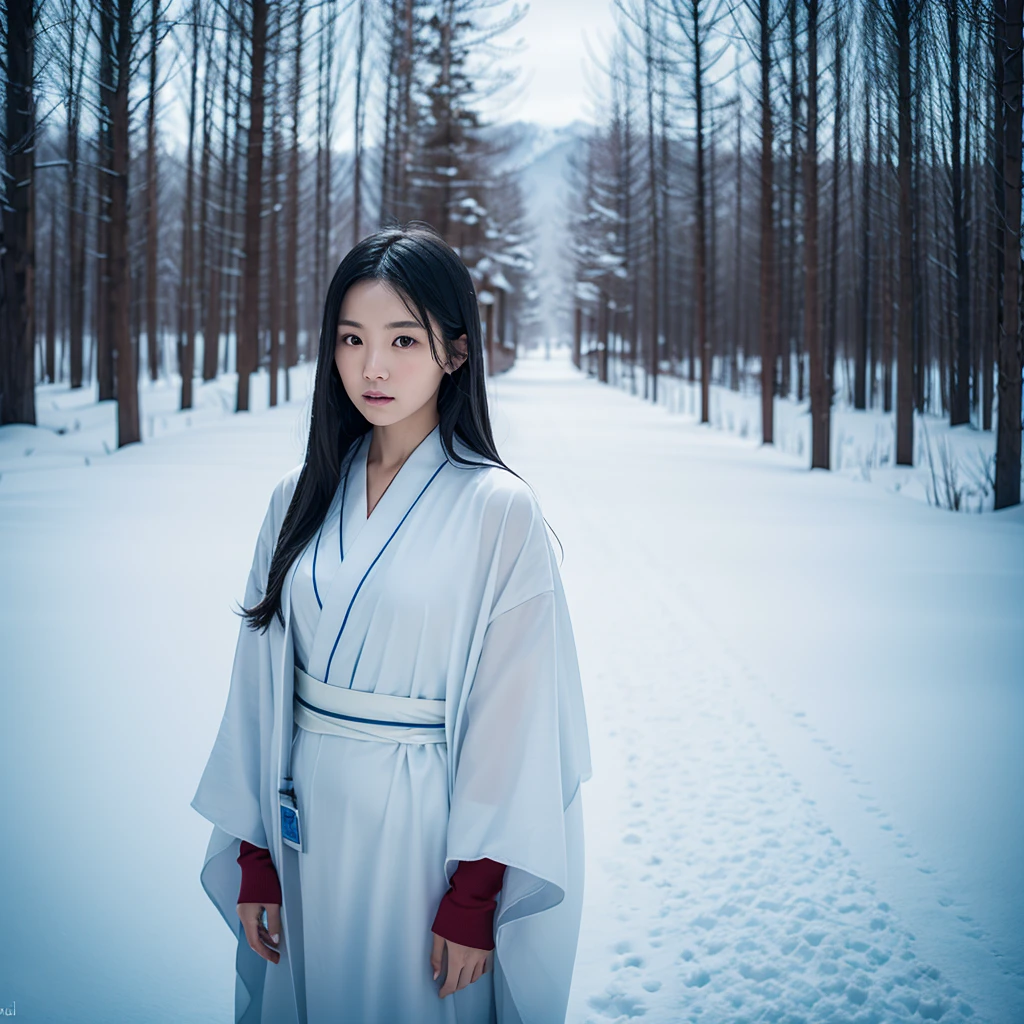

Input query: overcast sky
[148,0,622,155]
[496,0,619,127]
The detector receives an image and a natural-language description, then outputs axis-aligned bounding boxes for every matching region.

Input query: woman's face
[334,279,467,427]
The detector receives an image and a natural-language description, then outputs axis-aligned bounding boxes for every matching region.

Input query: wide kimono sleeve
[190,490,279,853]
[189,477,301,1024]
[445,485,593,1024]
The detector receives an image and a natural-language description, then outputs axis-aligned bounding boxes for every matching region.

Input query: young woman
[191,224,592,1024]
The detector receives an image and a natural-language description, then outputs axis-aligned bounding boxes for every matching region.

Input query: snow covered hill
[1,349,1021,1022]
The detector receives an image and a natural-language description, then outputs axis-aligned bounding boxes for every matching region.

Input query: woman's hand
[237,902,282,965]
[430,931,493,998]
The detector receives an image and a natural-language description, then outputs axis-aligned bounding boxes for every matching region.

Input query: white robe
[190,423,593,1023]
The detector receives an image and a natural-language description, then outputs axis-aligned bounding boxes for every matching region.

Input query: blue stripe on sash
[324,459,449,686]
[294,692,446,729]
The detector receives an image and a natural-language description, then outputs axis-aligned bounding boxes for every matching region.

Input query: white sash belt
[292,665,447,745]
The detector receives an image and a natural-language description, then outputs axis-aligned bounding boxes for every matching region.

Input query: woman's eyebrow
[337,319,424,329]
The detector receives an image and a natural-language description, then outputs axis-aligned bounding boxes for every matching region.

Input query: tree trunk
[824,2,842,439]
[894,0,915,466]
[46,208,56,383]
[66,0,86,391]
[285,0,304,394]
[856,44,872,410]
[987,0,1005,434]
[111,0,140,445]
[690,1,708,420]
[948,0,971,425]
[268,2,282,408]
[787,0,801,401]
[145,0,159,382]
[995,0,1023,508]
[180,0,199,410]
[196,5,215,386]
[224,38,247,377]
[204,13,232,382]
[96,0,116,402]
[352,0,366,246]
[237,0,268,412]
[645,0,661,405]
[759,0,776,440]
[805,0,826,468]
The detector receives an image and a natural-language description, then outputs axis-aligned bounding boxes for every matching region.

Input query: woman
[191,223,592,1024]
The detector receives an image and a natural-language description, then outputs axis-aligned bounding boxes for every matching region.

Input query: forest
[569,0,1023,509]
[0,0,1022,508]
[1,0,532,433]
[1,4,1022,1021]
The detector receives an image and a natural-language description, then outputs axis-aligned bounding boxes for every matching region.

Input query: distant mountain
[484,119,591,343]
[481,119,591,174]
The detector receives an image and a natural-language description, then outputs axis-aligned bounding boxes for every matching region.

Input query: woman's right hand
[237,902,282,964]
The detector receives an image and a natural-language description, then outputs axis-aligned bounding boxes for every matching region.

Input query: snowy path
[1,351,1021,1023]
[493,357,1023,1024]
[567,498,994,1024]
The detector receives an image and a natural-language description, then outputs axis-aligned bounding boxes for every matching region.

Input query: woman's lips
[362,394,395,405]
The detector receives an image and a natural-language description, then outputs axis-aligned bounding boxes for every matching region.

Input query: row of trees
[570,0,1022,509]
[0,0,535,444]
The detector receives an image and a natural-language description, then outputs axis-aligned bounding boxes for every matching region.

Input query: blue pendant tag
[279,785,302,852]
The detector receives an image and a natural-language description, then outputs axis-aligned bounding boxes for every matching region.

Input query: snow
[0,350,1021,1023]
[631,358,1020,516]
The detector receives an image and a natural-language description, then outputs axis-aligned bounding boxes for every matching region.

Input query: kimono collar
[307,422,451,686]
[349,422,448,524]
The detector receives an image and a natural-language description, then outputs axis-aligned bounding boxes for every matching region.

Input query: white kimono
[190,423,592,1024]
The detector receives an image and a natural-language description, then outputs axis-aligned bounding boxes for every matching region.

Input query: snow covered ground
[600,356,1018,516]
[1,349,1021,1023]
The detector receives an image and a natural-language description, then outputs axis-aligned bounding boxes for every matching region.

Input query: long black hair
[241,222,556,633]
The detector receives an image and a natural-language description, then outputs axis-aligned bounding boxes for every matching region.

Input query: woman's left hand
[430,931,493,998]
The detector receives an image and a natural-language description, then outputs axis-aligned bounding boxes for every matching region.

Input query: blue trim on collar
[323,458,448,686]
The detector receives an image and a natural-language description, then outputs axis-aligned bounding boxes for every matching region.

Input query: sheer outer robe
[190,428,593,1023]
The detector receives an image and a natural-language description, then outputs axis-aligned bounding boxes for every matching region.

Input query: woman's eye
[338,334,415,348]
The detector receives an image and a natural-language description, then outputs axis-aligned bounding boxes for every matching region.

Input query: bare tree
[730,0,781,441]
[883,0,916,465]
[202,5,232,383]
[352,0,368,245]
[58,0,90,391]
[283,0,304,391]
[759,0,778,442]
[659,0,731,420]
[236,0,269,412]
[822,1,846,459]
[0,0,38,425]
[783,0,803,401]
[95,0,115,402]
[995,0,1022,508]
[45,200,56,383]
[947,0,971,424]
[804,0,825,468]
[144,0,160,382]
[179,0,200,408]
[986,0,1005,435]
[196,0,216,383]
[644,0,662,402]
[267,0,282,407]
[855,0,878,411]
[108,0,141,445]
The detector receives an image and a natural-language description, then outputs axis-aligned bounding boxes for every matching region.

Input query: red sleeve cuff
[430,858,507,952]
[237,840,283,907]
